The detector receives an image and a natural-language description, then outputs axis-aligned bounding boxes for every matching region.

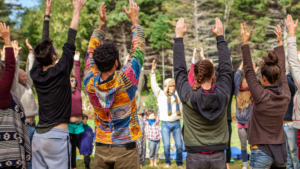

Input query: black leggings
[226,122,232,163]
[70,133,82,168]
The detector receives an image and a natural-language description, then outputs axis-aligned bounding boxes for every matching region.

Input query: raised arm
[55,0,85,74]
[121,0,145,86]
[74,51,81,91]
[273,24,289,93]
[25,39,35,87]
[42,0,52,40]
[286,15,300,89]
[211,18,232,94]
[150,59,162,97]
[234,67,242,96]
[188,48,197,86]
[11,41,20,93]
[84,2,107,90]
[173,18,191,104]
[0,23,15,109]
[240,23,264,102]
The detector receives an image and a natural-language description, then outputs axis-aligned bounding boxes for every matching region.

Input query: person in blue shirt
[78,114,95,169]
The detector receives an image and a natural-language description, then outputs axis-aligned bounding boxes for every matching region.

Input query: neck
[201,81,213,90]
[101,69,116,81]
[43,62,55,71]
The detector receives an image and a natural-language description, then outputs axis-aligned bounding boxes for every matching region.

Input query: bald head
[18,69,27,86]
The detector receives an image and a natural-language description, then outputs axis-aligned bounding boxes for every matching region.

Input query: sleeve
[241,44,264,102]
[287,37,300,90]
[83,29,106,93]
[274,45,289,94]
[121,25,145,87]
[234,69,242,96]
[26,53,35,87]
[55,28,77,74]
[287,76,296,95]
[156,109,160,122]
[75,60,81,91]
[11,60,20,94]
[173,38,191,104]
[0,47,15,109]
[188,62,195,86]
[42,20,49,40]
[136,70,145,114]
[150,72,162,97]
[215,36,233,96]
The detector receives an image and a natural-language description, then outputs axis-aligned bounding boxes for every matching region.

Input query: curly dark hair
[34,39,57,66]
[261,50,281,84]
[193,60,214,91]
[146,109,155,118]
[93,43,121,72]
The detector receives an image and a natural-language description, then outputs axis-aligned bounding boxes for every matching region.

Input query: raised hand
[253,63,259,73]
[193,48,197,60]
[73,0,86,12]
[200,47,205,59]
[240,23,253,45]
[99,2,107,24]
[26,39,33,52]
[285,15,298,37]
[151,59,157,72]
[0,22,11,46]
[45,0,53,15]
[274,25,283,46]
[175,18,187,38]
[74,51,80,61]
[211,17,223,37]
[122,0,140,25]
[11,41,22,59]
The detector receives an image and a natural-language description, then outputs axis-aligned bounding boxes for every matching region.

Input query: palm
[99,3,107,23]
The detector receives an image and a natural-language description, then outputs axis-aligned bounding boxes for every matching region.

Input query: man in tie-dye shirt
[83,1,145,168]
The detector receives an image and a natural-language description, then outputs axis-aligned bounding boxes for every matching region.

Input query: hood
[163,78,175,95]
[190,86,228,121]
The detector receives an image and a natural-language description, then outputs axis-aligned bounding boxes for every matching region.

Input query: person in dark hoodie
[173,17,232,169]
[284,72,299,169]
[241,23,290,168]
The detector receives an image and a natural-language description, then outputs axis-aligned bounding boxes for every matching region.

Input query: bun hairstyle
[261,50,281,84]
[193,60,214,91]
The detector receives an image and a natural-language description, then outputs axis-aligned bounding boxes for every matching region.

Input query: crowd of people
[1,0,300,169]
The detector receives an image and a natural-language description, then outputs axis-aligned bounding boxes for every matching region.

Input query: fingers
[244,22,247,33]
[153,59,156,64]
[211,25,215,33]
[122,6,128,14]
[249,29,253,36]
[240,23,244,34]
[295,19,299,28]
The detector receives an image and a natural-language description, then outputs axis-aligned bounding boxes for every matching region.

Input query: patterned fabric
[167,93,180,116]
[136,116,146,165]
[201,84,215,93]
[84,25,145,144]
[0,94,31,169]
[144,111,161,141]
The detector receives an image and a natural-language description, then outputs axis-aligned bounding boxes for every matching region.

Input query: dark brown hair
[261,50,281,85]
[193,60,214,91]
[146,109,155,118]
[34,39,57,66]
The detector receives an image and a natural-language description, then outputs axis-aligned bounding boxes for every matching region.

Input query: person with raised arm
[9,39,37,169]
[150,58,183,169]
[240,22,290,168]
[30,0,86,168]
[69,51,84,169]
[285,14,300,168]
[83,1,145,168]
[0,23,31,169]
[188,47,204,86]
[174,17,232,169]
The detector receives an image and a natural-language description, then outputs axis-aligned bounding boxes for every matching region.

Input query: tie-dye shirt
[83,25,145,144]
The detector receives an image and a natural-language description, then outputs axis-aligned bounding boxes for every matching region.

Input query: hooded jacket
[285,73,296,121]
[150,76,182,122]
[173,36,232,152]
[287,37,300,128]
[84,25,145,144]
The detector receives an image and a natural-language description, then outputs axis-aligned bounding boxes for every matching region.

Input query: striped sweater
[84,25,145,144]
[0,94,31,169]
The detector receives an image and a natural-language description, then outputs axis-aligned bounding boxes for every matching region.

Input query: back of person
[173,18,232,169]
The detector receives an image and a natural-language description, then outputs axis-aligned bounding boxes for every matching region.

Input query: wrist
[289,32,295,37]
[131,19,139,25]
[73,10,80,15]
[4,39,11,46]
[278,41,283,46]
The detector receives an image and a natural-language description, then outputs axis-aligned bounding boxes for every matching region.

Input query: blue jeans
[27,124,35,169]
[161,120,183,166]
[249,148,286,169]
[148,139,160,160]
[284,123,299,169]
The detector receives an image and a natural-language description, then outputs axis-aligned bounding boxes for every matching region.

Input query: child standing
[78,114,95,169]
[144,110,161,167]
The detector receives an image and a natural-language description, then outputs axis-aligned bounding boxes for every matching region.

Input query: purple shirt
[71,60,83,116]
